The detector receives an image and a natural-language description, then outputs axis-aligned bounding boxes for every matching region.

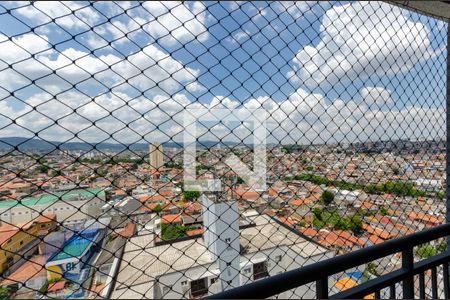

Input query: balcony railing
[0,1,448,299]
[209,223,450,299]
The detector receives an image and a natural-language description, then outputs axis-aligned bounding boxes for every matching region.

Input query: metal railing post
[446,26,450,300]
[316,278,328,299]
[447,19,450,250]
[402,248,414,299]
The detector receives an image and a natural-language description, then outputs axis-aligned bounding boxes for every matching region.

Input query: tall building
[149,143,164,171]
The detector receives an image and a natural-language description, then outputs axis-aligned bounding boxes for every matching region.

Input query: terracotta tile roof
[333,230,366,247]
[113,189,126,196]
[289,199,306,206]
[408,212,444,225]
[360,202,376,210]
[299,228,318,237]
[47,281,66,293]
[362,223,395,240]
[0,213,55,246]
[394,223,415,235]
[278,216,295,227]
[0,255,46,286]
[117,223,136,238]
[140,194,165,203]
[308,186,321,193]
[267,188,278,197]
[263,209,276,217]
[35,213,56,223]
[378,216,393,225]
[235,190,260,200]
[186,228,204,236]
[182,202,202,213]
[365,234,384,245]
[158,191,174,197]
[161,214,182,223]
[318,231,354,248]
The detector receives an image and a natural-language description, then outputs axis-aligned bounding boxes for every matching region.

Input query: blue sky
[0,1,446,144]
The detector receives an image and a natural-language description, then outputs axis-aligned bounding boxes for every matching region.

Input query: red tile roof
[186,228,204,236]
[362,224,396,240]
[161,214,182,223]
[117,223,136,238]
[0,255,46,286]
[408,212,444,226]
[47,281,65,293]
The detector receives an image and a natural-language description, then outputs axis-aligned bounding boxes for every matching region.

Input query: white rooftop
[113,213,328,295]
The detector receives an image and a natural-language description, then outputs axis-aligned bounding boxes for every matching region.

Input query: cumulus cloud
[141,1,209,46]
[0,86,444,145]
[0,1,444,147]
[226,30,251,44]
[360,87,393,107]
[289,1,432,87]
[0,32,202,95]
[12,1,209,47]
[13,1,101,29]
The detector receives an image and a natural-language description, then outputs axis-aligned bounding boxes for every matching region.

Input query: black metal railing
[209,223,450,299]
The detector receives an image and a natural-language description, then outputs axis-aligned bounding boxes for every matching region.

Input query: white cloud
[141,1,209,46]
[271,1,315,19]
[290,1,431,87]
[360,86,392,107]
[0,86,444,145]
[0,32,202,95]
[13,1,101,29]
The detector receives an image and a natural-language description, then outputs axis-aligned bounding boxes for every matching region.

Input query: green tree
[416,244,437,258]
[50,170,62,177]
[0,287,9,300]
[321,190,335,205]
[367,262,379,276]
[379,206,389,216]
[183,190,200,201]
[161,223,188,240]
[35,164,49,173]
[152,204,162,213]
[349,214,363,234]
[437,240,447,253]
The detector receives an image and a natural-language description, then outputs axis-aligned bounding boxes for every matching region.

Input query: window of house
[253,261,269,280]
[181,281,187,286]
[19,241,24,245]
[190,278,208,298]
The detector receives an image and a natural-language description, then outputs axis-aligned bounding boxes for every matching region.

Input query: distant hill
[0,137,241,152]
